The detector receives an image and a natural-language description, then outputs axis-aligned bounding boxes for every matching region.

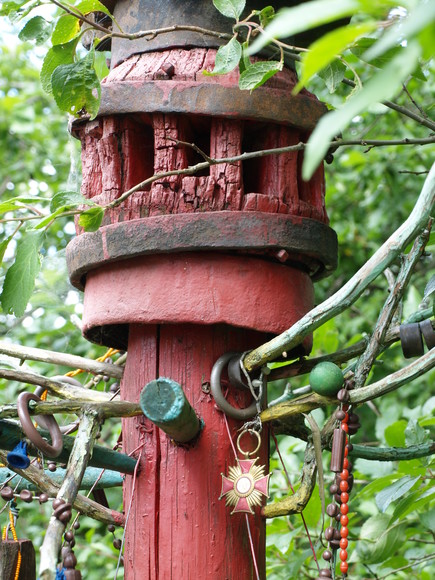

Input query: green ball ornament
[309,362,344,397]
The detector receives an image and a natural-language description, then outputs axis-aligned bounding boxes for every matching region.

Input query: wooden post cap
[140,378,201,443]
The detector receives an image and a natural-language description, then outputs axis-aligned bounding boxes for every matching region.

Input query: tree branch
[244,162,435,371]
[351,442,435,461]
[39,410,101,580]
[0,341,123,379]
[0,399,142,420]
[354,220,431,388]
[0,367,114,402]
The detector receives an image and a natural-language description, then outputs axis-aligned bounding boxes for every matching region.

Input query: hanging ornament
[220,429,270,515]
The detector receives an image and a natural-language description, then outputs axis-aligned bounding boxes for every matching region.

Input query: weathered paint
[140,378,201,443]
[80,253,315,353]
[122,324,269,579]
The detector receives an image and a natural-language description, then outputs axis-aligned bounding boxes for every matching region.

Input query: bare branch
[0,341,123,379]
[244,162,435,371]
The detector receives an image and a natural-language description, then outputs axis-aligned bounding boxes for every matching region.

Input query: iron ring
[419,319,435,350]
[210,352,258,420]
[17,392,63,459]
[399,323,424,358]
[34,375,82,434]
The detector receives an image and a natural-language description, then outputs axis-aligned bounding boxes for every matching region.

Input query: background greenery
[0,1,434,578]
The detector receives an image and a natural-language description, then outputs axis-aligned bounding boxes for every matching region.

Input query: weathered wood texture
[0,539,36,580]
[75,48,327,226]
[121,324,269,579]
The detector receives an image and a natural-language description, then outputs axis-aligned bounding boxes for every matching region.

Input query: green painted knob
[309,362,344,396]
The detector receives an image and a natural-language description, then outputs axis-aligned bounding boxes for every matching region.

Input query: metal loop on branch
[400,319,435,358]
[34,375,82,434]
[17,392,63,459]
[210,353,258,420]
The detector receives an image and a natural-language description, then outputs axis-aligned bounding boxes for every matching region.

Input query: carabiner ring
[17,392,63,459]
[210,353,258,420]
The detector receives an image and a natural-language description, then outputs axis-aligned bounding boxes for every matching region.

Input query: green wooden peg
[140,378,202,443]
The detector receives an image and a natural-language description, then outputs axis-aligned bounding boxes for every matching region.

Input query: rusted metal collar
[17,392,63,459]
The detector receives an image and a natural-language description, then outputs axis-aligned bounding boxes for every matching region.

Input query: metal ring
[17,392,63,459]
[419,319,435,350]
[399,323,424,358]
[34,375,82,434]
[210,353,258,420]
[236,429,261,458]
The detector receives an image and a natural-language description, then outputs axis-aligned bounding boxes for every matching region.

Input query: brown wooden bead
[348,422,360,435]
[1,486,14,501]
[334,528,341,540]
[335,513,341,523]
[59,510,72,523]
[53,498,65,509]
[337,388,350,402]
[64,531,75,542]
[319,570,332,578]
[326,503,338,517]
[322,550,332,561]
[330,428,346,472]
[329,483,339,495]
[346,442,353,452]
[64,552,77,568]
[335,493,342,504]
[324,526,335,541]
[20,489,33,503]
[73,521,80,530]
[113,538,122,550]
[48,462,57,472]
[329,539,340,550]
[108,524,116,533]
[347,474,354,492]
[335,409,346,421]
[39,493,49,504]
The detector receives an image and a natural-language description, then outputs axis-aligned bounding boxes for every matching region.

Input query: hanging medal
[220,427,270,514]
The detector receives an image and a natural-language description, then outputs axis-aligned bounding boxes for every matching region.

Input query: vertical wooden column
[122,324,269,579]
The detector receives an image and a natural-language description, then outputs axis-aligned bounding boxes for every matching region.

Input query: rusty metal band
[66,212,337,291]
[17,392,63,459]
[82,82,326,132]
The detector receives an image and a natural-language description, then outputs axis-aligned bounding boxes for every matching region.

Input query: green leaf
[203,37,242,76]
[295,22,376,93]
[357,514,406,564]
[50,191,90,212]
[302,41,421,180]
[0,231,43,317]
[78,206,104,232]
[384,420,407,447]
[317,59,347,93]
[389,485,435,524]
[212,0,245,20]
[33,208,72,230]
[248,0,359,55]
[0,235,14,266]
[423,275,435,300]
[40,40,77,94]
[0,1,28,17]
[18,15,51,44]
[51,51,101,118]
[93,51,110,81]
[363,1,435,61]
[76,0,111,17]
[351,37,427,81]
[239,61,282,91]
[258,6,275,28]
[405,419,429,447]
[375,475,420,513]
[51,14,80,46]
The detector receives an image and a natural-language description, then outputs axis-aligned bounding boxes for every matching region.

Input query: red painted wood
[122,324,269,579]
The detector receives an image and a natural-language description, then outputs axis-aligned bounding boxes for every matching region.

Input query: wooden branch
[244,161,435,371]
[261,392,337,424]
[0,450,124,526]
[262,442,316,518]
[350,348,435,404]
[0,341,123,379]
[39,410,101,580]
[0,400,142,421]
[354,222,431,388]
[0,367,113,401]
[351,442,435,461]
[268,314,434,382]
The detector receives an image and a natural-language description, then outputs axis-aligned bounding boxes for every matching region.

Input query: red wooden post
[66,2,337,578]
